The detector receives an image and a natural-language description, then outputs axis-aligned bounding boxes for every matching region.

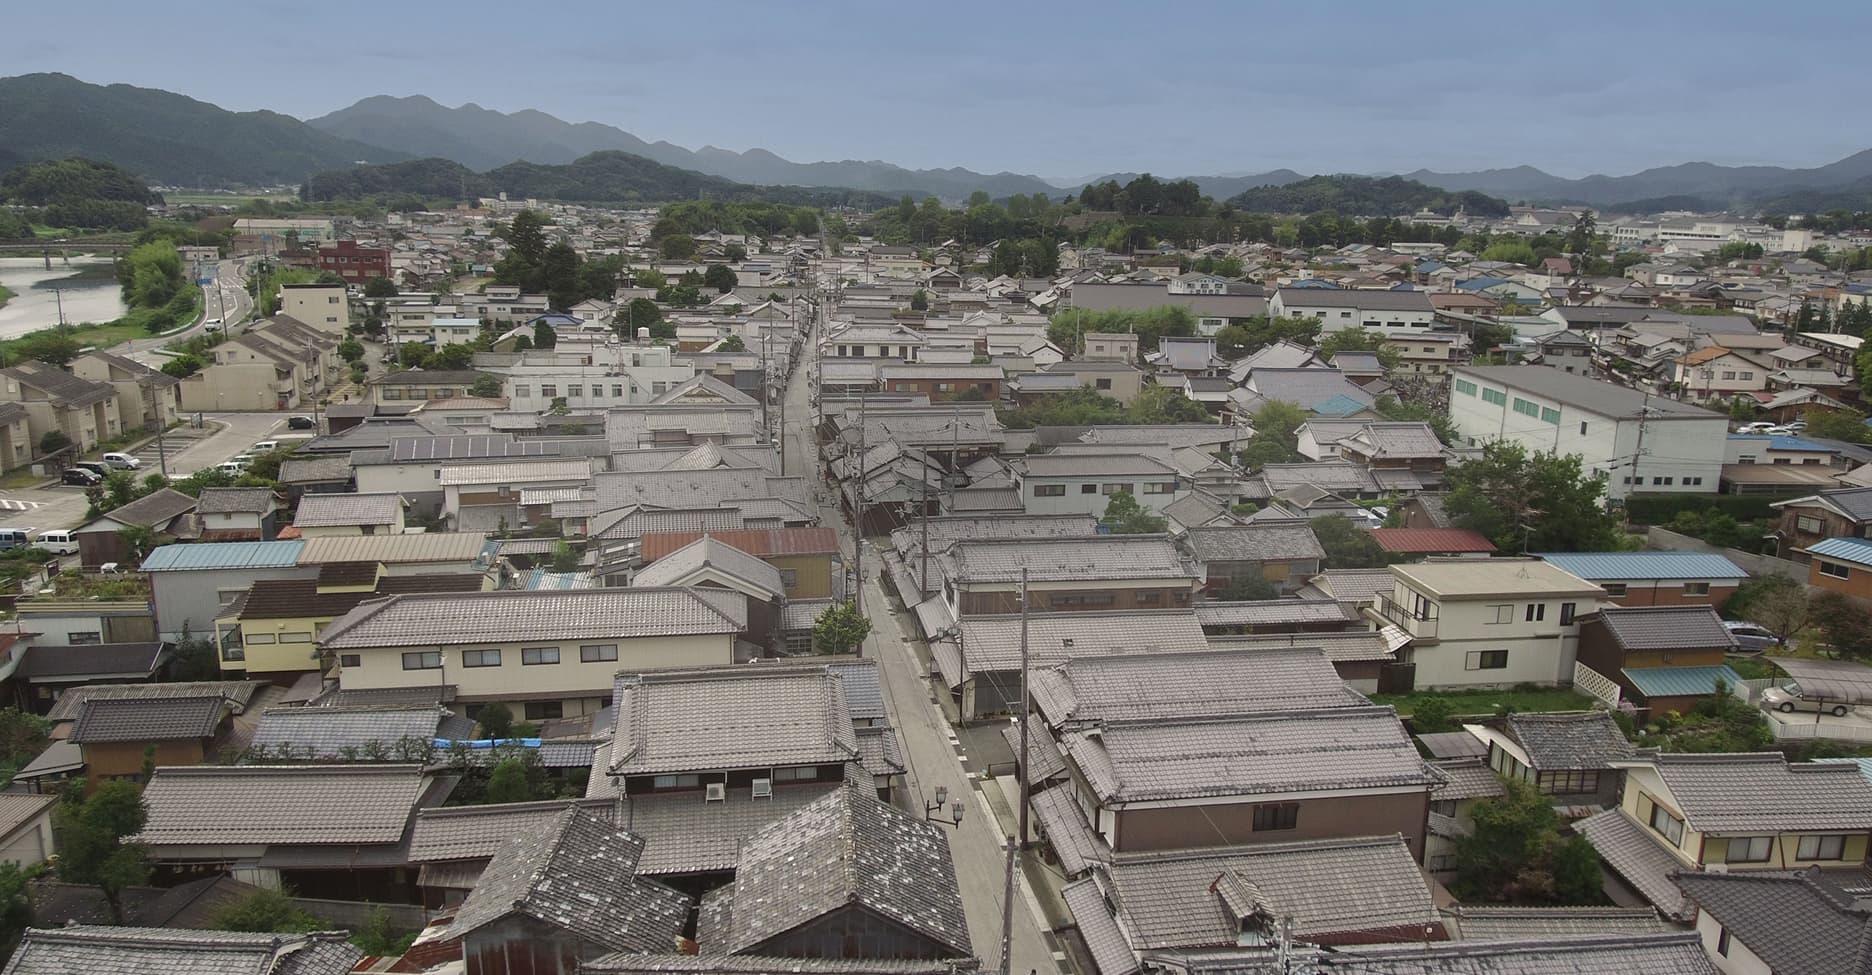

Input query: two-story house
[938,535,1201,618]
[1463,710,1633,809]
[1333,422,1449,485]
[1798,536,1872,599]
[935,609,1209,722]
[0,361,116,454]
[320,587,749,723]
[1573,605,1744,718]
[1017,453,1185,518]
[70,350,182,434]
[1670,347,1770,401]
[1178,522,1326,595]
[1268,288,1438,335]
[1578,752,1872,920]
[1769,487,1872,560]
[215,564,486,680]
[1374,559,1604,690]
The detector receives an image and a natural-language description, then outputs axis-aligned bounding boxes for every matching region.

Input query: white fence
[1765,715,1872,742]
[1572,662,1622,708]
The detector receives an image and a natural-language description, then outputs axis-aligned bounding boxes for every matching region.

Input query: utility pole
[919,453,931,593]
[998,567,1030,975]
[852,393,866,615]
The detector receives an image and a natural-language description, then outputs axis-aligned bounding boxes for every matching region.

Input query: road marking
[0,499,44,511]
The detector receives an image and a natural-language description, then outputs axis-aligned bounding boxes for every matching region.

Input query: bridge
[0,241,134,268]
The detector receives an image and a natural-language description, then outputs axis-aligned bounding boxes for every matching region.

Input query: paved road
[782,278,1058,974]
[117,258,252,362]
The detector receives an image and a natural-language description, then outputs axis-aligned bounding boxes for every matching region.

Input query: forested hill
[0,157,162,231]
[1227,175,1511,218]
[301,151,897,208]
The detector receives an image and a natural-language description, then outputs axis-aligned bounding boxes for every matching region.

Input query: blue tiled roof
[1288,279,1340,289]
[1805,536,1872,567]
[1769,435,1833,452]
[1311,393,1371,417]
[1536,551,1747,581]
[140,540,306,572]
[1816,757,1872,783]
[1623,665,1746,699]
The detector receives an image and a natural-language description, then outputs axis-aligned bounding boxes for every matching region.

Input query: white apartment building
[495,346,696,412]
[1374,559,1604,689]
[277,283,350,333]
[1016,453,1186,517]
[1447,365,1727,500]
[1268,288,1438,335]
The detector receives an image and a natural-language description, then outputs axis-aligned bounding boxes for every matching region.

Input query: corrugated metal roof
[1804,536,1872,567]
[140,540,305,572]
[297,532,487,564]
[1621,665,1746,699]
[1536,551,1748,581]
[1367,528,1497,553]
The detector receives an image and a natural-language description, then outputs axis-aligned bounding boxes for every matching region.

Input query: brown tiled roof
[236,573,483,620]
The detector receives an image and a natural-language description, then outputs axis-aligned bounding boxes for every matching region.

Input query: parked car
[251,440,279,453]
[1785,420,1807,432]
[214,461,246,476]
[1762,681,1853,717]
[102,451,141,470]
[202,318,223,331]
[1722,621,1778,653]
[1737,421,1776,433]
[0,528,36,550]
[61,468,102,486]
[33,530,77,556]
[70,461,110,480]
[1764,426,1795,436]
[286,415,318,431]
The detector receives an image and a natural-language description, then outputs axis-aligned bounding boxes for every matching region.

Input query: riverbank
[0,284,13,310]
[0,288,200,362]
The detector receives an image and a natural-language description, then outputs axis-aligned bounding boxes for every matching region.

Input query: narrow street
[781,286,1061,975]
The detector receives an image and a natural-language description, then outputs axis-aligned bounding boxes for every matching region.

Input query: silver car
[1761,681,1852,717]
[1722,621,1778,653]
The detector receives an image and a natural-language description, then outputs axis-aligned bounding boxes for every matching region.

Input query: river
[0,256,130,340]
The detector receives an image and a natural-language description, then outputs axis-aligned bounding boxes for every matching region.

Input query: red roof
[1366,528,1497,554]
[639,527,841,562]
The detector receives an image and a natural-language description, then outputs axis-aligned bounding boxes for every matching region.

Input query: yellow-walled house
[217,564,487,680]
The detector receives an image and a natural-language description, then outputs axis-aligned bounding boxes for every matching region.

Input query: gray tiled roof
[1291,933,1719,974]
[1108,835,1437,946]
[69,695,225,744]
[1674,870,1872,975]
[946,610,1209,678]
[2,361,114,408]
[3,926,362,975]
[1062,879,1138,975]
[1180,523,1325,563]
[1574,809,1692,918]
[890,513,1100,559]
[591,505,748,540]
[246,705,448,759]
[96,488,198,529]
[1588,605,1737,651]
[704,786,970,957]
[1029,648,1362,729]
[608,667,858,777]
[1031,787,1110,877]
[449,807,690,953]
[1505,711,1635,771]
[1340,422,1445,459]
[1191,599,1355,628]
[584,956,978,975]
[194,487,276,515]
[134,765,430,849]
[592,468,806,512]
[1306,568,1400,602]
[318,586,747,649]
[632,535,784,598]
[1258,462,1380,494]
[852,725,905,777]
[947,535,1196,584]
[1064,706,1439,803]
[824,659,884,722]
[1204,629,1403,664]
[602,779,846,875]
[290,493,402,528]
[1645,752,1872,833]
[276,455,354,485]
[1020,453,1180,478]
[16,642,168,680]
[48,681,261,723]
[1443,905,1669,941]
[1430,757,1507,801]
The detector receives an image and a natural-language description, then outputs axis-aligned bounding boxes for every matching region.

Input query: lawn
[0,284,12,310]
[0,290,199,360]
[1370,687,1596,717]
[163,191,297,206]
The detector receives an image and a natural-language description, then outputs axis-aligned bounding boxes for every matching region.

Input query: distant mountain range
[0,73,408,186]
[306,95,1062,200]
[6,72,1872,213]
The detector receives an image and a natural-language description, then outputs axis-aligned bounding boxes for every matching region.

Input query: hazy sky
[10,0,1868,179]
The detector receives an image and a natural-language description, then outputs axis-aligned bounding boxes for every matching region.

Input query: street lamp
[924,785,965,827]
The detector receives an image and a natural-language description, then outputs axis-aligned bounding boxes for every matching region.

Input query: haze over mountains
[4,72,1872,212]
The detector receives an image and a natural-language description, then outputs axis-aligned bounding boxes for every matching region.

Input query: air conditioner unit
[704,782,726,803]
[752,778,773,799]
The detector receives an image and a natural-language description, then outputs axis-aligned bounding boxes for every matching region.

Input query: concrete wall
[151,565,319,640]
[0,810,55,868]
[1112,791,1428,861]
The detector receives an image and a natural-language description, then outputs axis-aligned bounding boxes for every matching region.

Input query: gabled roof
[246,705,451,759]
[1293,933,1719,974]
[1029,647,1362,729]
[1,361,115,408]
[700,786,969,957]
[632,535,785,599]
[1366,528,1496,554]
[1452,365,1718,420]
[69,695,225,744]
[1504,711,1635,771]
[195,487,276,515]
[290,493,403,528]
[940,610,1209,681]
[408,798,617,864]
[1441,905,1666,941]
[945,535,1196,584]
[451,807,688,953]
[1180,523,1324,563]
[607,667,858,777]
[16,642,168,681]
[1773,486,1872,523]
[91,488,198,531]
[1106,834,1437,947]
[317,586,746,649]
[1535,551,1748,581]
[1804,536,1872,568]
[1674,869,1872,975]
[639,527,840,560]
[1586,606,1736,651]
[140,540,305,572]
[3,926,362,975]
[47,681,262,723]
[134,764,432,848]
[1625,752,1872,833]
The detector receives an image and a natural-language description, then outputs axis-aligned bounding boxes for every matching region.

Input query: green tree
[910,289,929,311]
[1444,442,1628,553]
[658,234,698,261]
[12,332,83,367]
[477,702,514,740]
[550,541,580,574]
[703,263,738,293]
[724,243,748,262]
[1318,328,1401,370]
[0,710,48,791]
[208,886,321,933]
[813,601,872,655]
[351,905,417,957]
[1311,514,1393,569]
[361,276,398,298]
[1130,385,1212,424]
[532,321,558,350]
[1409,696,1456,734]
[54,780,151,922]
[500,210,550,266]
[469,374,503,397]
[1811,591,1872,660]
[1251,400,1307,449]
[395,342,431,368]
[1102,490,1167,534]
[718,335,746,352]
[1803,407,1871,444]
[616,297,662,334]
[336,337,364,363]
[160,352,203,378]
[1453,779,1603,904]
[1217,575,1280,601]
[38,430,71,456]
[168,635,220,681]
[0,863,32,965]
[428,344,476,371]
[485,758,534,804]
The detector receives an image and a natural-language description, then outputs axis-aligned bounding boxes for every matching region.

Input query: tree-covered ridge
[1227,174,1511,218]
[0,157,159,231]
[302,151,895,208]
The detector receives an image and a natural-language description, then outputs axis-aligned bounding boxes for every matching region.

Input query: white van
[251,440,280,453]
[33,531,77,556]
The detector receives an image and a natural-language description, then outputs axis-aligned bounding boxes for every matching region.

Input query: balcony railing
[1376,593,1438,640]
